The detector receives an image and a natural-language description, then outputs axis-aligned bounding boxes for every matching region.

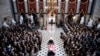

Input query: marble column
[58,0,61,13]
[76,0,81,14]
[13,0,17,13]
[65,0,69,14]
[24,0,28,13]
[24,0,28,17]
[75,0,81,24]
[86,0,93,25]
[43,0,46,13]
[13,0,18,20]
[36,0,39,18]
[87,0,93,14]
[44,14,47,25]
[64,0,69,23]
[76,0,81,20]
[57,0,61,24]
[43,0,46,25]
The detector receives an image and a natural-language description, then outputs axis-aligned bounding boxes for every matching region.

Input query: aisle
[37,24,67,56]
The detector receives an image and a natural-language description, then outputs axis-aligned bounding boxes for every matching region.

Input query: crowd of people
[0,16,42,56]
[61,22,100,56]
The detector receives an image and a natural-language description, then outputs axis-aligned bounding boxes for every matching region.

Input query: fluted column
[12,0,18,21]
[24,0,28,13]
[43,0,46,13]
[86,0,93,25]
[13,0,17,13]
[64,0,69,22]
[76,0,81,14]
[24,0,28,17]
[43,0,46,25]
[65,0,69,13]
[57,0,61,24]
[87,0,93,14]
[44,14,47,25]
[58,0,61,13]
[36,0,39,18]
[74,0,81,24]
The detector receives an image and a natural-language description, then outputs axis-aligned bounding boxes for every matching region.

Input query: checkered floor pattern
[37,24,67,56]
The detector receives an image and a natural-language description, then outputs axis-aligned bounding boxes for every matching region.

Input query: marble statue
[87,18,93,28]
[11,18,16,25]
[80,16,85,24]
[20,15,23,25]
[30,14,34,24]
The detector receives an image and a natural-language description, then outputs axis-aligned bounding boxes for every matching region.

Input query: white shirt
[20,15,23,25]
[80,16,84,24]
[3,21,9,28]
[30,15,34,24]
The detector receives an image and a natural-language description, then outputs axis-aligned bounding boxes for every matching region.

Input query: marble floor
[37,24,67,56]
